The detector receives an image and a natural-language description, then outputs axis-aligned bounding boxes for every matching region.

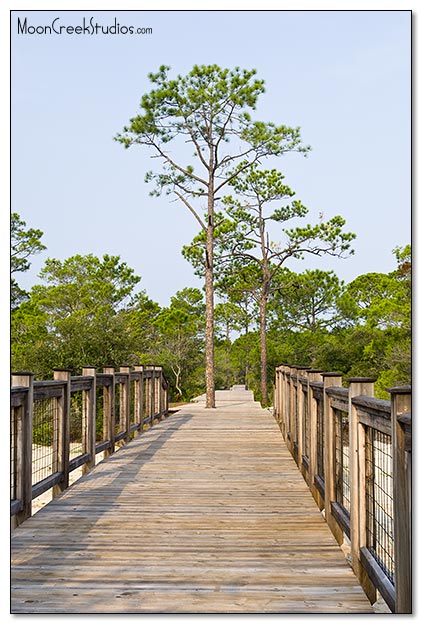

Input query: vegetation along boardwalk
[11,387,373,613]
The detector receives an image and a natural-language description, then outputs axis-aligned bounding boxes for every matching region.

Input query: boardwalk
[11,388,373,613]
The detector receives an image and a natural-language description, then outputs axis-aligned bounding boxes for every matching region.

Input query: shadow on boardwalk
[11,413,193,589]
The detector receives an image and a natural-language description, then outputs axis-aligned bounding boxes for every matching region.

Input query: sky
[9,8,411,308]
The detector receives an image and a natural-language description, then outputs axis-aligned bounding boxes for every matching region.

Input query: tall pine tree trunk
[257,213,271,407]
[205,184,215,408]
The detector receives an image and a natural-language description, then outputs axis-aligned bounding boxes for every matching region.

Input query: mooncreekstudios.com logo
[17,16,153,36]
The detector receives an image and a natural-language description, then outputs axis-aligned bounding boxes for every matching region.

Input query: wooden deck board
[11,391,373,613]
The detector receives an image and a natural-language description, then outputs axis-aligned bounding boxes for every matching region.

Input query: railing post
[348,377,377,604]
[308,370,323,507]
[293,367,301,462]
[284,366,292,446]
[144,366,155,425]
[275,366,282,428]
[279,366,284,427]
[163,371,169,416]
[390,386,412,613]
[288,366,297,457]
[82,367,96,473]
[151,366,157,422]
[322,372,343,545]
[296,369,303,471]
[53,369,71,497]
[11,372,34,527]
[297,368,309,477]
[274,366,280,423]
[157,367,166,418]
[120,366,131,444]
[133,365,144,436]
[155,366,162,419]
[103,367,116,456]
[281,366,288,438]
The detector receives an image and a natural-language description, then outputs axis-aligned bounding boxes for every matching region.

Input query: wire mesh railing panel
[285,377,290,435]
[130,380,136,425]
[366,427,395,584]
[152,374,159,419]
[145,377,153,425]
[316,397,325,479]
[293,383,298,446]
[334,408,350,513]
[151,376,157,420]
[95,386,105,443]
[11,407,19,501]
[32,398,59,485]
[114,382,123,435]
[143,378,148,426]
[303,387,310,459]
[69,392,84,460]
[155,374,162,415]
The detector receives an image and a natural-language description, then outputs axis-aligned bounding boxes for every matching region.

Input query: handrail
[273,365,411,614]
[10,365,169,529]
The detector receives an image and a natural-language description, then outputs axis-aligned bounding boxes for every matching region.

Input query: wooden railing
[11,365,169,528]
[273,365,411,614]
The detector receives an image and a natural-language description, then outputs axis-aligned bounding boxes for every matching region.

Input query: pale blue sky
[11,9,411,307]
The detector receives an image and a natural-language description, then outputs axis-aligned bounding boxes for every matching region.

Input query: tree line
[11,64,410,403]
[11,212,410,403]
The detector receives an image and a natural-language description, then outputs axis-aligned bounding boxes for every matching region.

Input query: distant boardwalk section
[192,384,256,403]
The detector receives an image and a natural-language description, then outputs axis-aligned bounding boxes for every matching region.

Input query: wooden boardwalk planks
[11,389,373,613]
